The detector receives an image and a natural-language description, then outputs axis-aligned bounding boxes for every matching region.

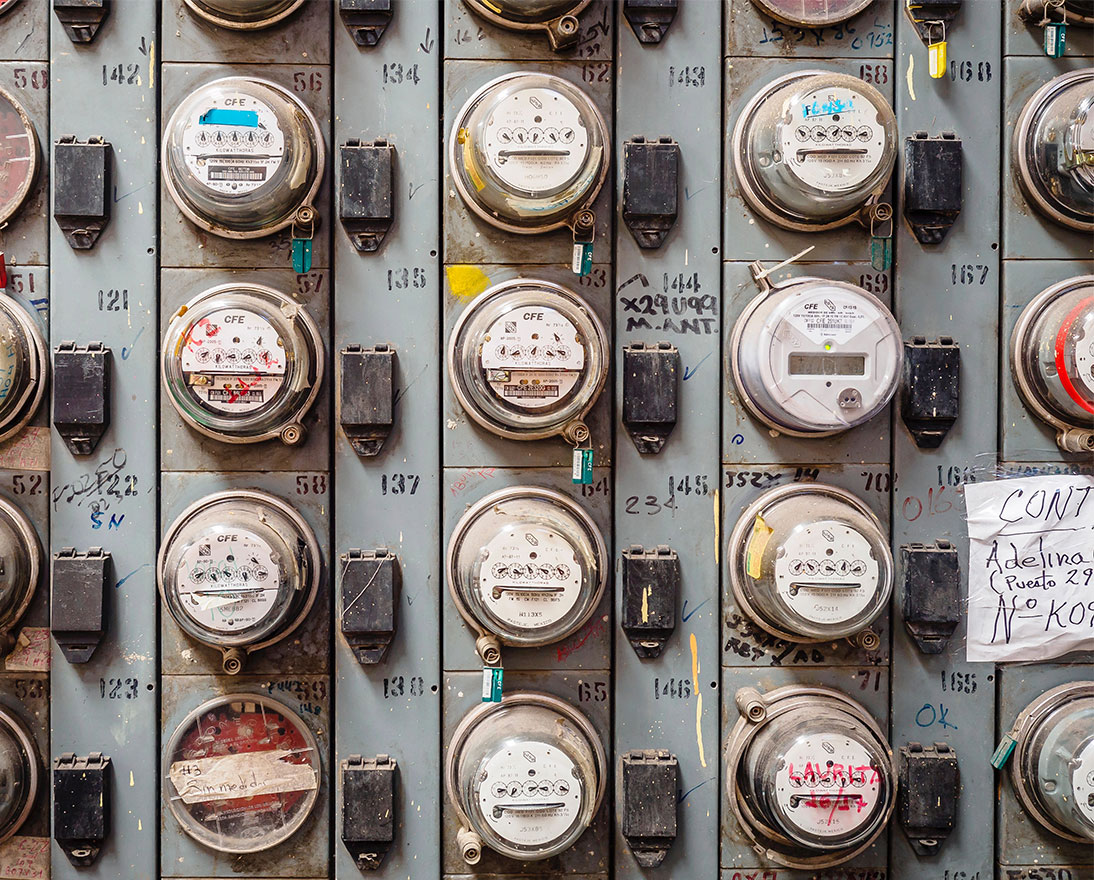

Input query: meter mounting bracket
[900,540,961,654]
[54,136,113,250]
[340,344,395,457]
[898,742,959,855]
[53,341,111,457]
[341,754,397,870]
[53,0,109,43]
[339,0,392,47]
[904,0,962,44]
[340,139,395,253]
[622,137,679,249]
[621,749,678,866]
[54,752,111,866]
[623,0,678,44]
[903,132,962,245]
[901,336,959,448]
[622,342,679,454]
[51,547,111,664]
[340,548,400,664]
[621,545,679,658]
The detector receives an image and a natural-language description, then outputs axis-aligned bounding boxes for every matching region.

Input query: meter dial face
[158,490,321,656]
[182,0,306,30]
[447,487,606,649]
[164,693,320,854]
[732,276,902,436]
[733,71,897,230]
[0,86,37,227]
[1015,69,1094,232]
[162,283,324,445]
[0,497,39,643]
[0,707,37,844]
[163,77,324,239]
[0,296,47,445]
[446,692,605,862]
[450,72,609,234]
[729,483,891,642]
[751,0,874,27]
[1009,682,1094,843]
[1011,276,1094,450]
[448,279,608,440]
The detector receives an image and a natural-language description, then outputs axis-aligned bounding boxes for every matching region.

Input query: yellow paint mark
[445,264,491,300]
[745,514,773,579]
[906,53,916,102]
[148,41,155,90]
[138,818,143,831]
[712,489,720,565]
[129,771,135,787]
[690,633,707,768]
[641,585,650,623]
[138,201,144,215]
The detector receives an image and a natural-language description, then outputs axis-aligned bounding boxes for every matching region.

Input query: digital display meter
[162,282,324,446]
[445,691,605,864]
[447,486,606,665]
[163,77,324,239]
[163,693,320,854]
[448,278,607,443]
[158,489,321,674]
[731,268,902,437]
[726,684,896,868]
[450,72,608,236]
[729,482,891,644]
[1014,69,1094,232]
[1010,275,1094,454]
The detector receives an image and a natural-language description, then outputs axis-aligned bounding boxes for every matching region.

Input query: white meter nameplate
[180,309,286,415]
[176,530,281,633]
[775,735,880,838]
[480,741,582,847]
[181,95,286,196]
[480,526,580,629]
[784,289,877,347]
[1073,738,1094,825]
[775,521,879,625]
[781,86,886,193]
[483,87,589,193]
[480,308,584,410]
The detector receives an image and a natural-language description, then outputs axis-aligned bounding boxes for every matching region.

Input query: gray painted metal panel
[612,3,723,878]
[49,2,159,877]
[332,2,443,877]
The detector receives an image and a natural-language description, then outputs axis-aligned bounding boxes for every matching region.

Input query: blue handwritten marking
[684,185,705,201]
[121,326,145,361]
[113,183,150,204]
[115,563,150,590]
[681,598,708,622]
[682,352,711,381]
[802,97,854,119]
[678,776,714,803]
[915,702,958,730]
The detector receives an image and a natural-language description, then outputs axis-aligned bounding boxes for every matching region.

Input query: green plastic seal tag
[481,666,503,703]
[292,237,313,274]
[870,235,892,272]
[572,447,593,485]
[1045,22,1067,58]
[571,242,593,277]
[991,734,1017,769]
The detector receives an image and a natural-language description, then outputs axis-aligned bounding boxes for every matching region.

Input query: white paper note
[965,474,1094,662]
[169,749,317,804]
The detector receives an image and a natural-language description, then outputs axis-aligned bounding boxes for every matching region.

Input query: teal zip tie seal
[572,447,593,484]
[991,733,1017,769]
[481,666,503,703]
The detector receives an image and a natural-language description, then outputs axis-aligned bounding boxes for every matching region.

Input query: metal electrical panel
[9,2,1091,879]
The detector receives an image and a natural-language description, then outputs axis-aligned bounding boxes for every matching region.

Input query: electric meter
[0,86,37,227]
[449,72,609,238]
[998,681,1094,843]
[0,706,37,844]
[182,0,306,30]
[728,483,891,645]
[1010,275,1094,454]
[162,282,324,446]
[1014,69,1094,232]
[162,76,324,239]
[462,0,590,50]
[751,0,874,27]
[726,685,896,869]
[0,296,47,444]
[733,71,897,231]
[158,489,321,674]
[446,691,606,864]
[448,278,608,443]
[731,267,902,436]
[0,497,39,654]
[164,693,320,854]
[447,486,606,665]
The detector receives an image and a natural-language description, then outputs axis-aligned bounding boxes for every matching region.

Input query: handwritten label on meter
[775,735,881,838]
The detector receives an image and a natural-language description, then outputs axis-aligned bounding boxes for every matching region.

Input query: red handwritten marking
[556,616,607,662]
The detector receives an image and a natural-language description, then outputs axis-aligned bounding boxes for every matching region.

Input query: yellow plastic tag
[745,515,773,579]
[928,40,947,80]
